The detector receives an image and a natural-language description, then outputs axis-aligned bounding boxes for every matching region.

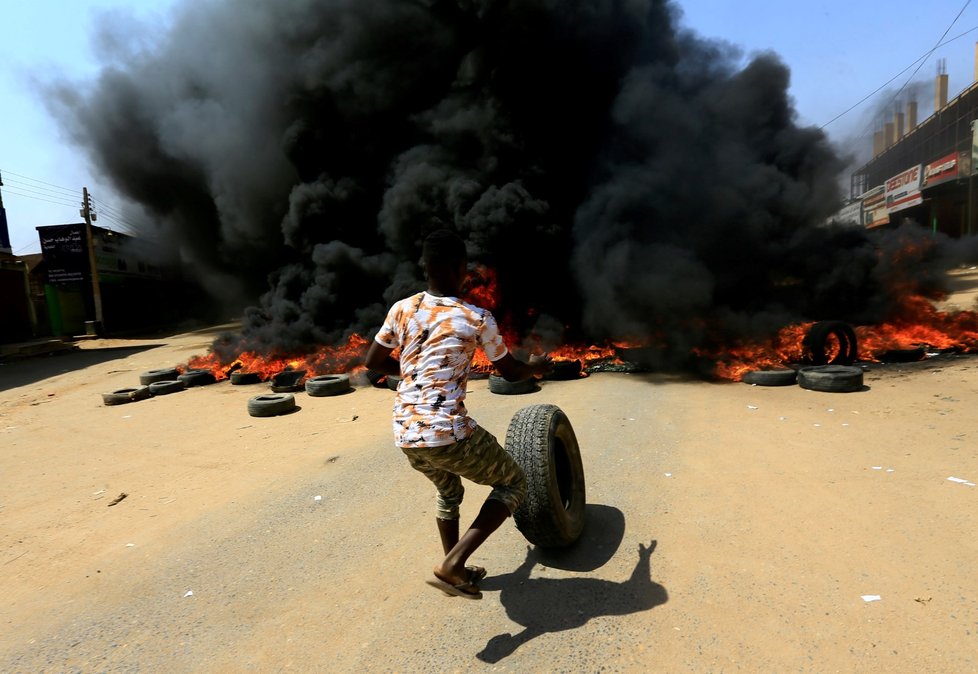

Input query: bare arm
[365,341,399,376]
[492,352,552,382]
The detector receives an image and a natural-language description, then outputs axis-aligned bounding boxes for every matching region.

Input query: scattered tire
[505,404,586,548]
[386,374,402,391]
[545,360,583,381]
[878,346,926,363]
[489,374,537,395]
[101,387,151,406]
[230,371,262,385]
[741,369,798,386]
[803,320,858,365]
[270,370,305,392]
[178,369,217,387]
[139,368,180,385]
[148,379,186,395]
[247,393,297,417]
[797,365,864,393]
[305,374,351,397]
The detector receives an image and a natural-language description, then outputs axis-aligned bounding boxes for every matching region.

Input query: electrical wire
[820,18,977,131]
[0,168,79,197]
[2,187,80,210]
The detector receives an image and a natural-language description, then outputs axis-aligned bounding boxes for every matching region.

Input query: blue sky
[2,0,977,255]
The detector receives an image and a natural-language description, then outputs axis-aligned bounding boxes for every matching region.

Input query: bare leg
[436,517,459,554]
[434,499,510,585]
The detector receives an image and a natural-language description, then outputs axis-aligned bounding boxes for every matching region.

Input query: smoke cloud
[46,0,962,369]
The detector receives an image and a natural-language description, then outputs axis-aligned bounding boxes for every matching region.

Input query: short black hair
[422,229,467,266]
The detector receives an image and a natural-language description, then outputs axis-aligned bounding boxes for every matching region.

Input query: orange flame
[187,333,370,381]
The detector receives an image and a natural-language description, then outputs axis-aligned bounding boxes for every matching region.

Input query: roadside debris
[861,595,882,602]
[107,492,128,506]
[946,476,976,486]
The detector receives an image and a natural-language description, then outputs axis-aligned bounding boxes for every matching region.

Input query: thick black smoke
[47,0,961,368]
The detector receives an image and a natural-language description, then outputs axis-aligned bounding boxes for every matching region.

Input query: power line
[2,183,80,207]
[0,168,79,197]
[1,175,80,200]
[820,20,978,131]
[2,187,80,210]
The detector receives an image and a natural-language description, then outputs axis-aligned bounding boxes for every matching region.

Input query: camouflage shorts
[401,425,526,519]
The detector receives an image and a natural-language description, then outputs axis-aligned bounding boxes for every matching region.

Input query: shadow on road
[0,345,164,392]
[476,504,668,663]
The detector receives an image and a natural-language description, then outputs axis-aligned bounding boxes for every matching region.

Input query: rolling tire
[101,387,151,406]
[505,404,586,548]
[803,320,858,365]
[489,374,537,395]
[148,379,186,395]
[797,365,864,393]
[178,369,217,387]
[230,371,262,385]
[305,374,351,397]
[139,368,180,385]
[386,374,402,391]
[742,369,797,386]
[247,393,296,417]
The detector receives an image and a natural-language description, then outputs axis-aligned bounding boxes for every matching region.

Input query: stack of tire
[102,366,220,406]
[741,321,864,393]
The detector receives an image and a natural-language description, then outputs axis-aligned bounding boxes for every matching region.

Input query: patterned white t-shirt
[374,291,508,448]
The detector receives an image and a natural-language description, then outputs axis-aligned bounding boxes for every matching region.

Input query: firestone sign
[884,165,923,213]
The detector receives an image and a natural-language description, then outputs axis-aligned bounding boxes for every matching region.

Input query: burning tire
[270,370,306,393]
[247,393,297,417]
[148,379,186,395]
[230,371,262,385]
[879,346,926,363]
[797,365,864,393]
[489,374,538,395]
[178,369,217,387]
[544,360,583,381]
[505,404,586,548]
[305,374,351,397]
[803,320,858,365]
[139,368,180,385]
[742,369,797,386]
[386,374,402,391]
[101,386,151,406]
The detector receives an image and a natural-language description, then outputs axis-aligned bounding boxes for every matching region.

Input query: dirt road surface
[2,312,977,672]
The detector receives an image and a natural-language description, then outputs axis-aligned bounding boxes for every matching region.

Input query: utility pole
[81,187,104,331]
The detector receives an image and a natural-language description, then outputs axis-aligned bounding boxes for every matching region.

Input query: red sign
[923,152,960,187]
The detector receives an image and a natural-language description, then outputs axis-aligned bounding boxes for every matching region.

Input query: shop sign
[885,165,923,213]
[832,201,862,227]
[38,223,88,284]
[923,153,960,187]
[861,185,890,229]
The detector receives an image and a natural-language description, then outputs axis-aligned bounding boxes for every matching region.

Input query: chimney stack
[894,109,905,139]
[884,121,895,148]
[907,100,918,131]
[873,130,884,157]
[974,41,978,82]
[936,59,949,110]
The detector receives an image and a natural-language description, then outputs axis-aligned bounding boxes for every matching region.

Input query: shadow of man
[476,538,668,663]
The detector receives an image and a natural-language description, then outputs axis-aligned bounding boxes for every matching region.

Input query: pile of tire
[740,321,865,393]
